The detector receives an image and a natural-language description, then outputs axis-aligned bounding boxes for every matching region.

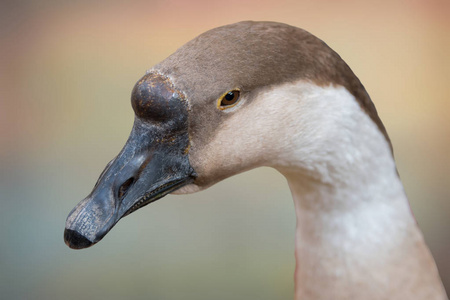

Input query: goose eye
[218,90,241,109]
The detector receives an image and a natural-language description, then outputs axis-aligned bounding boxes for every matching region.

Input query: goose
[64,21,448,299]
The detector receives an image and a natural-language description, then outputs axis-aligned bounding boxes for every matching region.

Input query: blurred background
[1,0,449,299]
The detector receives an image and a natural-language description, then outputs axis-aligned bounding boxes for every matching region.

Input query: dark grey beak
[64,73,195,249]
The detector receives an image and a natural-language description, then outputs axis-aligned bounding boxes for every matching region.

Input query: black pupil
[225,92,235,101]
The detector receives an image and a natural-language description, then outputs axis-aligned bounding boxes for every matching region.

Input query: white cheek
[186,80,393,192]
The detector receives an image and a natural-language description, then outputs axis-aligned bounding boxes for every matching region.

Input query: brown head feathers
[151,21,391,149]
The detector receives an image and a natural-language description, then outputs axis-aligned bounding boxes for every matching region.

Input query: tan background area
[1,0,449,299]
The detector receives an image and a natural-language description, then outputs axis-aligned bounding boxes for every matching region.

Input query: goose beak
[64,73,194,249]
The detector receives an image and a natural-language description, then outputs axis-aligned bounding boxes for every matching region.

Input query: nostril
[118,177,135,200]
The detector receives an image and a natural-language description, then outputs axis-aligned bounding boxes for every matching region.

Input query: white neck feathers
[259,81,447,299]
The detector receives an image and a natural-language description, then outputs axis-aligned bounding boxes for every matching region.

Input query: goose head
[64,21,389,249]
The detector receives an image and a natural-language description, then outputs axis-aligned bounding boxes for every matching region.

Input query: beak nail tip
[64,228,94,249]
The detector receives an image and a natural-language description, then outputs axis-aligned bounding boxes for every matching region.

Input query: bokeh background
[1,0,449,299]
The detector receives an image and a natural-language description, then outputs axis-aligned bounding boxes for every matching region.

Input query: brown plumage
[153,21,391,150]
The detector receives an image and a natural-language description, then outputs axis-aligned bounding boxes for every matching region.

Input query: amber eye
[218,89,241,109]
